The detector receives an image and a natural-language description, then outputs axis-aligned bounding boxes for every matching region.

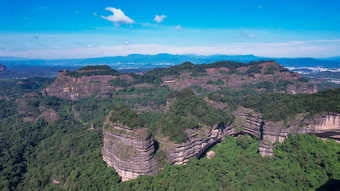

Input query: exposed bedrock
[102,124,158,181]
[230,107,340,157]
[260,114,340,157]
[43,70,118,100]
[232,107,263,139]
[102,103,339,180]
[159,123,234,165]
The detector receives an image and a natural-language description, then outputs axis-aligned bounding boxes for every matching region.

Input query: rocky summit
[43,60,317,101]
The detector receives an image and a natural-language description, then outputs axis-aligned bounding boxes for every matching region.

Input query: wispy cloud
[121,39,130,45]
[239,30,255,38]
[153,15,167,23]
[101,7,135,27]
[175,25,182,31]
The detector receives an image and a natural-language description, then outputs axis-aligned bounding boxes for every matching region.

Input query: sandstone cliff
[232,107,263,139]
[44,61,316,101]
[102,114,158,181]
[227,107,339,157]
[102,103,339,181]
[259,114,340,156]
[157,123,234,165]
[162,61,316,94]
[43,70,119,100]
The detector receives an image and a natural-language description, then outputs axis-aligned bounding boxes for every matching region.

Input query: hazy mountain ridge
[2,54,340,69]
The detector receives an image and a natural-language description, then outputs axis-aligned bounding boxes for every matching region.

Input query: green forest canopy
[239,88,340,122]
[158,88,233,143]
[109,103,144,129]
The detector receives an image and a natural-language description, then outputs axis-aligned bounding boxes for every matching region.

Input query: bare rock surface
[207,151,215,159]
[260,114,340,156]
[43,70,118,100]
[158,123,233,165]
[102,115,158,181]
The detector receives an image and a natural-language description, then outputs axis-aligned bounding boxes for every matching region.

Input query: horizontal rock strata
[102,124,158,181]
[259,114,340,156]
[43,70,118,100]
[160,123,233,165]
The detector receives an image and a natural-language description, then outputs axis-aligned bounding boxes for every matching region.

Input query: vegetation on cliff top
[158,88,233,143]
[239,88,340,122]
[78,65,113,71]
[1,60,340,191]
[144,60,277,79]
[64,65,120,77]
[115,134,340,191]
[109,104,144,129]
[1,72,340,190]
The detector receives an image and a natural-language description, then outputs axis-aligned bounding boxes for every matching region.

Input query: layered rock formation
[43,70,118,100]
[158,123,233,165]
[228,107,340,157]
[103,105,339,180]
[44,61,316,101]
[102,116,158,181]
[232,107,263,139]
[259,114,340,156]
[162,61,315,94]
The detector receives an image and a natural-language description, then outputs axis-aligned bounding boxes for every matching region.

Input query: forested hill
[43,60,316,101]
[0,59,339,190]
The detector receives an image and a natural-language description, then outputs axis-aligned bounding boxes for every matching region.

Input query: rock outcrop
[37,108,60,122]
[43,70,118,100]
[229,107,340,157]
[45,61,316,101]
[162,61,315,94]
[102,104,339,180]
[259,114,340,156]
[158,123,233,165]
[102,116,158,181]
[232,107,263,139]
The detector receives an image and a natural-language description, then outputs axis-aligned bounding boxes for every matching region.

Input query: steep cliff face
[161,61,315,94]
[259,114,340,156]
[232,107,263,139]
[158,124,233,165]
[102,118,158,181]
[227,107,339,157]
[43,70,118,100]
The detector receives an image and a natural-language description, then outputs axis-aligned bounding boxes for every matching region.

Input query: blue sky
[0,0,340,59]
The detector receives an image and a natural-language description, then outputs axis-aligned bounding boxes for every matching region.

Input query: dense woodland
[1,61,340,190]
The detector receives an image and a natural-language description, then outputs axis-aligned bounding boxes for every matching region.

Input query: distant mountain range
[1,54,340,70]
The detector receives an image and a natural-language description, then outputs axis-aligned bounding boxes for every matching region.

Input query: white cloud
[239,30,255,38]
[101,7,135,27]
[121,39,129,45]
[141,22,151,27]
[175,25,182,31]
[93,12,97,16]
[153,15,167,23]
